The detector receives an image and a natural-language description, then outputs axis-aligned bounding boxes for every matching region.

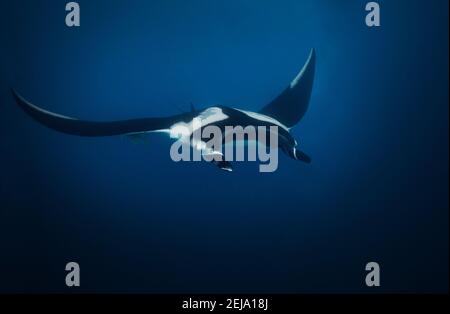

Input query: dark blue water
[0,0,448,293]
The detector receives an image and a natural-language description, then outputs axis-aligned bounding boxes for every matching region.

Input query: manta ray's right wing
[259,48,316,128]
[11,89,193,137]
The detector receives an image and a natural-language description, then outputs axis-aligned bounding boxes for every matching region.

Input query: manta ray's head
[267,124,311,164]
[279,136,311,164]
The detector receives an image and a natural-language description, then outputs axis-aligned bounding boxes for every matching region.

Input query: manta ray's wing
[11,90,192,137]
[259,48,316,128]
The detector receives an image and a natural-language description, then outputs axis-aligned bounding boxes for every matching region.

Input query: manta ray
[12,49,316,172]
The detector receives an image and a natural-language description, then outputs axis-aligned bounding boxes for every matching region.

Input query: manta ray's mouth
[294,148,311,163]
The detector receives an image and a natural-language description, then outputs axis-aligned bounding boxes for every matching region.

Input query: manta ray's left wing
[259,48,316,128]
[12,90,193,137]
